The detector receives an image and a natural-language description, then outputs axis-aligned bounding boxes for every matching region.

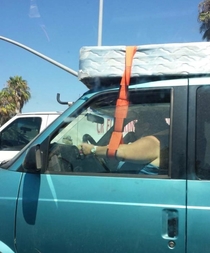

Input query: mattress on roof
[78,42,210,88]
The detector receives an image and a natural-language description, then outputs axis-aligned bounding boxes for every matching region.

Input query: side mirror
[23,145,42,173]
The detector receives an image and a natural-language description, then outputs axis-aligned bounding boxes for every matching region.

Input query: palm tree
[0,89,16,125]
[198,0,210,41]
[7,76,31,113]
[0,76,31,125]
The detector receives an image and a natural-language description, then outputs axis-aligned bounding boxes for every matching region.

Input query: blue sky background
[0,0,202,112]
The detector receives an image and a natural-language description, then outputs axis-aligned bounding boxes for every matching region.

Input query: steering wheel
[82,134,97,145]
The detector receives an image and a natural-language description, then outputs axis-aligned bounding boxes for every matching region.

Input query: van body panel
[15,174,186,253]
[187,181,210,253]
[0,169,23,252]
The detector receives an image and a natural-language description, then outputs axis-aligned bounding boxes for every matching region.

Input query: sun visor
[78,42,210,89]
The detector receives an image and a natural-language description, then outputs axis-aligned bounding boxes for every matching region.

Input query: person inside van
[80,114,169,175]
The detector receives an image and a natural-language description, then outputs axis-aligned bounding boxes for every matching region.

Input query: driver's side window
[46,88,171,176]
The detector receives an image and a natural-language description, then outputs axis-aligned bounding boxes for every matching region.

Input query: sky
[0,0,203,113]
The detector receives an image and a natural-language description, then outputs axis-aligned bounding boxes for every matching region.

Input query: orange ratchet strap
[107,46,137,157]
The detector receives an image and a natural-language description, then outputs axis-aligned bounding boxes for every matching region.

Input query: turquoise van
[0,42,210,253]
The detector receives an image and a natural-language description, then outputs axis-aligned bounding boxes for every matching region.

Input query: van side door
[187,80,210,253]
[15,81,188,253]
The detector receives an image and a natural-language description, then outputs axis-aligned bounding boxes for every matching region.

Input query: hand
[80,143,94,155]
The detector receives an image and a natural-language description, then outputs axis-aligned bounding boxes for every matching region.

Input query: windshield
[0,0,203,113]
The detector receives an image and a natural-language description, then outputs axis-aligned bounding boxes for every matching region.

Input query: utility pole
[98,0,103,46]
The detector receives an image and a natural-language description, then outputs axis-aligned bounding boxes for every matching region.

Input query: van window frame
[36,85,187,179]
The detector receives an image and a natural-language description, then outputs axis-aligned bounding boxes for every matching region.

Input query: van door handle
[168,216,178,238]
[167,210,178,238]
[162,209,178,239]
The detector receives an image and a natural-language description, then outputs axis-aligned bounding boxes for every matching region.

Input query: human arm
[81,135,160,166]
